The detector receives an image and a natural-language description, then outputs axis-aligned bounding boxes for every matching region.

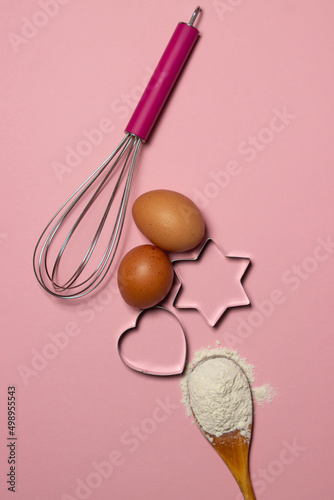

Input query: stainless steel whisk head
[33,8,201,299]
[33,134,142,299]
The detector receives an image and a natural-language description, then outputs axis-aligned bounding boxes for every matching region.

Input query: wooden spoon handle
[213,430,256,500]
[238,470,256,500]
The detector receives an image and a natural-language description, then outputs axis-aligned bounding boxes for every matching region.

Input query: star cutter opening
[172,238,251,327]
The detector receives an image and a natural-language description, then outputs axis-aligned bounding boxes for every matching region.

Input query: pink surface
[1,1,334,499]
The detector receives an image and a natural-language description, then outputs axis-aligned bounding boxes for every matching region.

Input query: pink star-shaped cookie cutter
[172,238,251,326]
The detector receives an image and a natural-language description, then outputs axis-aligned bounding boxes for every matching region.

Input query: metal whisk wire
[33,133,142,299]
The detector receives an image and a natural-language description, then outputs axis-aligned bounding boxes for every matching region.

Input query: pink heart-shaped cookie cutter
[118,306,187,376]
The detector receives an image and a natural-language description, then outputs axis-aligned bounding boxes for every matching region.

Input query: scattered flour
[181,347,277,439]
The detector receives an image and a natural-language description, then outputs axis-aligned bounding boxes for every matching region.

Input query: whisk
[33,7,201,299]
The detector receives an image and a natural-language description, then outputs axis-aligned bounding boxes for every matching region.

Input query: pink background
[1,1,334,499]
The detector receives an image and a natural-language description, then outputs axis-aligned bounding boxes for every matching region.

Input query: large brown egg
[117,245,174,309]
[132,189,205,252]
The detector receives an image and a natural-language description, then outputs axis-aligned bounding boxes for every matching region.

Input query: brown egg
[132,189,205,252]
[117,245,174,309]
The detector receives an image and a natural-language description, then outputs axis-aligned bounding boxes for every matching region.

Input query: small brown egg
[132,189,205,252]
[117,245,174,309]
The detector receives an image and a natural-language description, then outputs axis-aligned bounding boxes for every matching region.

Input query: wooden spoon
[205,426,256,500]
[189,357,256,500]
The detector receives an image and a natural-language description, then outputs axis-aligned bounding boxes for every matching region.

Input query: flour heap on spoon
[188,356,253,439]
[181,347,277,440]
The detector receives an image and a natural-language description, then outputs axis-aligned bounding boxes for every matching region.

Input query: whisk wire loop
[33,133,142,299]
[50,134,136,290]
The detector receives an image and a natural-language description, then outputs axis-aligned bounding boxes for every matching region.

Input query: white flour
[181,347,277,440]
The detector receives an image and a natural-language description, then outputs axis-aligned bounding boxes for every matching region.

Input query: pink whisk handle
[125,19,200,142]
